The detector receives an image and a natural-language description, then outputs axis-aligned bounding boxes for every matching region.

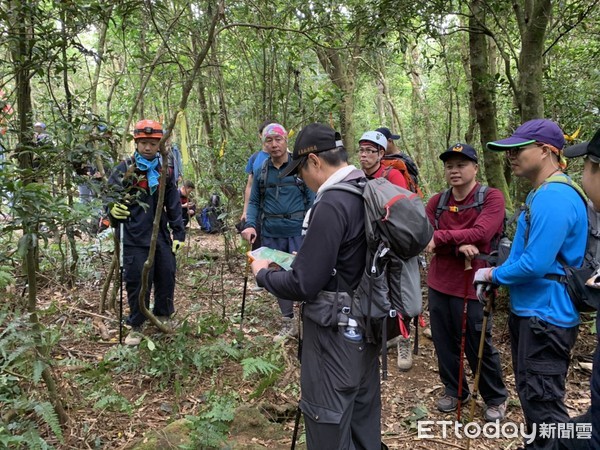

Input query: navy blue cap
[375,127,400,140]
[439,143,478,163]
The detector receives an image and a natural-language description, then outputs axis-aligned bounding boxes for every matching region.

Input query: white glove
[587,268,600,289]
[473,268,493,284]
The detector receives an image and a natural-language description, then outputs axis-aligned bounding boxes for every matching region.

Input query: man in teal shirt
[242,123,314,341]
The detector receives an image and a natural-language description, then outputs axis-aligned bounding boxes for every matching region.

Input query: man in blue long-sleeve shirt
[241,123,314,341]
[476,119,587,450]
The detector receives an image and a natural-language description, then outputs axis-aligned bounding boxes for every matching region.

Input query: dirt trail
[44,231,595,449]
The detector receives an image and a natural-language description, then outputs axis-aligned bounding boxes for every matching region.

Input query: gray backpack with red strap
[322,177,431,332]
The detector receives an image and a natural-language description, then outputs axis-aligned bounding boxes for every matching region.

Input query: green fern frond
[249,370,280,399]
[5,344,32,366]
[241,357,280,379]
[32,359,45,384]
[93,393,132,413]
[34,401,64,442]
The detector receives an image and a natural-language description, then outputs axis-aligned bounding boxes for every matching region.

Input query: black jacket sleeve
[256,188,366,301]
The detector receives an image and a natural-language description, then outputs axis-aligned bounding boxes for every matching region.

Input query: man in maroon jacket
[425,143,508,421]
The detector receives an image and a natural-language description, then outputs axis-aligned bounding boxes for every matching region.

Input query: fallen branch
[66,305,118,323]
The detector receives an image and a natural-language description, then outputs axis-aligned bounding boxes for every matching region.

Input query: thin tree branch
[217,22,355,50]
[544,0,600,56]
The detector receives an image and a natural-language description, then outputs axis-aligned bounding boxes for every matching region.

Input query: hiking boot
[396,336,413,371]
[437,394,470,413]
[273,317,298,342]
[124,326,143,346]
[484,400,507,422]
[156,315,175,329]
[386,335,401,350]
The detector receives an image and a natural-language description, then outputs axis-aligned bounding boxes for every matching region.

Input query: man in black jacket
[107,119,185,346]
[251,123,383,449]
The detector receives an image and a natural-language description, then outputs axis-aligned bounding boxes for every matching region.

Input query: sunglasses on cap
[134,127,163,135]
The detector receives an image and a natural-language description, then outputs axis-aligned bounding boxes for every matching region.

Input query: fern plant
[183,391,238,450]
[240,357,280,379]
[0,307,64,448]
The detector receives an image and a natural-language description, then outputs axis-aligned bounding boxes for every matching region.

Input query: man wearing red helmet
[107,119,185,346]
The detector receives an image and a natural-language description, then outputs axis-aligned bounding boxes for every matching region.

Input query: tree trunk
[460,32,478,144]
[375,55,409,156]
[197,75,214,150]
[60,8,78,285]
[469,0,512,209]
[515,0,551,120]
[9,0,69,427]
[407,43,440,193]
[315,44,358,152]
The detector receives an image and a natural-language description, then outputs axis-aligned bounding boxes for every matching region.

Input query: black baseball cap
[375,127,400,140]
[439,143,478,163]
[564,127,600,161]
[280,123,344,178]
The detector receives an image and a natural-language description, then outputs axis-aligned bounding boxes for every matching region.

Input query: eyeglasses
[506,143,543,157]
[358,147,380,155]
[585,154,600,164]
[296,157,309,179]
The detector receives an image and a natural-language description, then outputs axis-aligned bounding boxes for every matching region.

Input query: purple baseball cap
[487,119,565,151]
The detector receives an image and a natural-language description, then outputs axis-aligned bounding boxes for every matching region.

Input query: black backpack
[434,185,489,228]
[198,193,224,234]
[523,176,600,312]
[258,157,311,221]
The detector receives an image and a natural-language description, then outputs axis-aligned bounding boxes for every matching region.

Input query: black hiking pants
[124,240,176,327]
[591,316,600,448]
[555,316,600,449]
[429,288,508,406]
[299,317,382,450]
[509,314,578,450]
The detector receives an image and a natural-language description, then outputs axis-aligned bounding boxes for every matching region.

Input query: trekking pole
[457,258,472,421]
[466,287,494,450]
[185,212,192,259]
[239,240,251,331]
[290,403,302,450]
[119,222,124,345]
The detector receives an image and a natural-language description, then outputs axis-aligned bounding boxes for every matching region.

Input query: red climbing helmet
[133,119,163,140]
